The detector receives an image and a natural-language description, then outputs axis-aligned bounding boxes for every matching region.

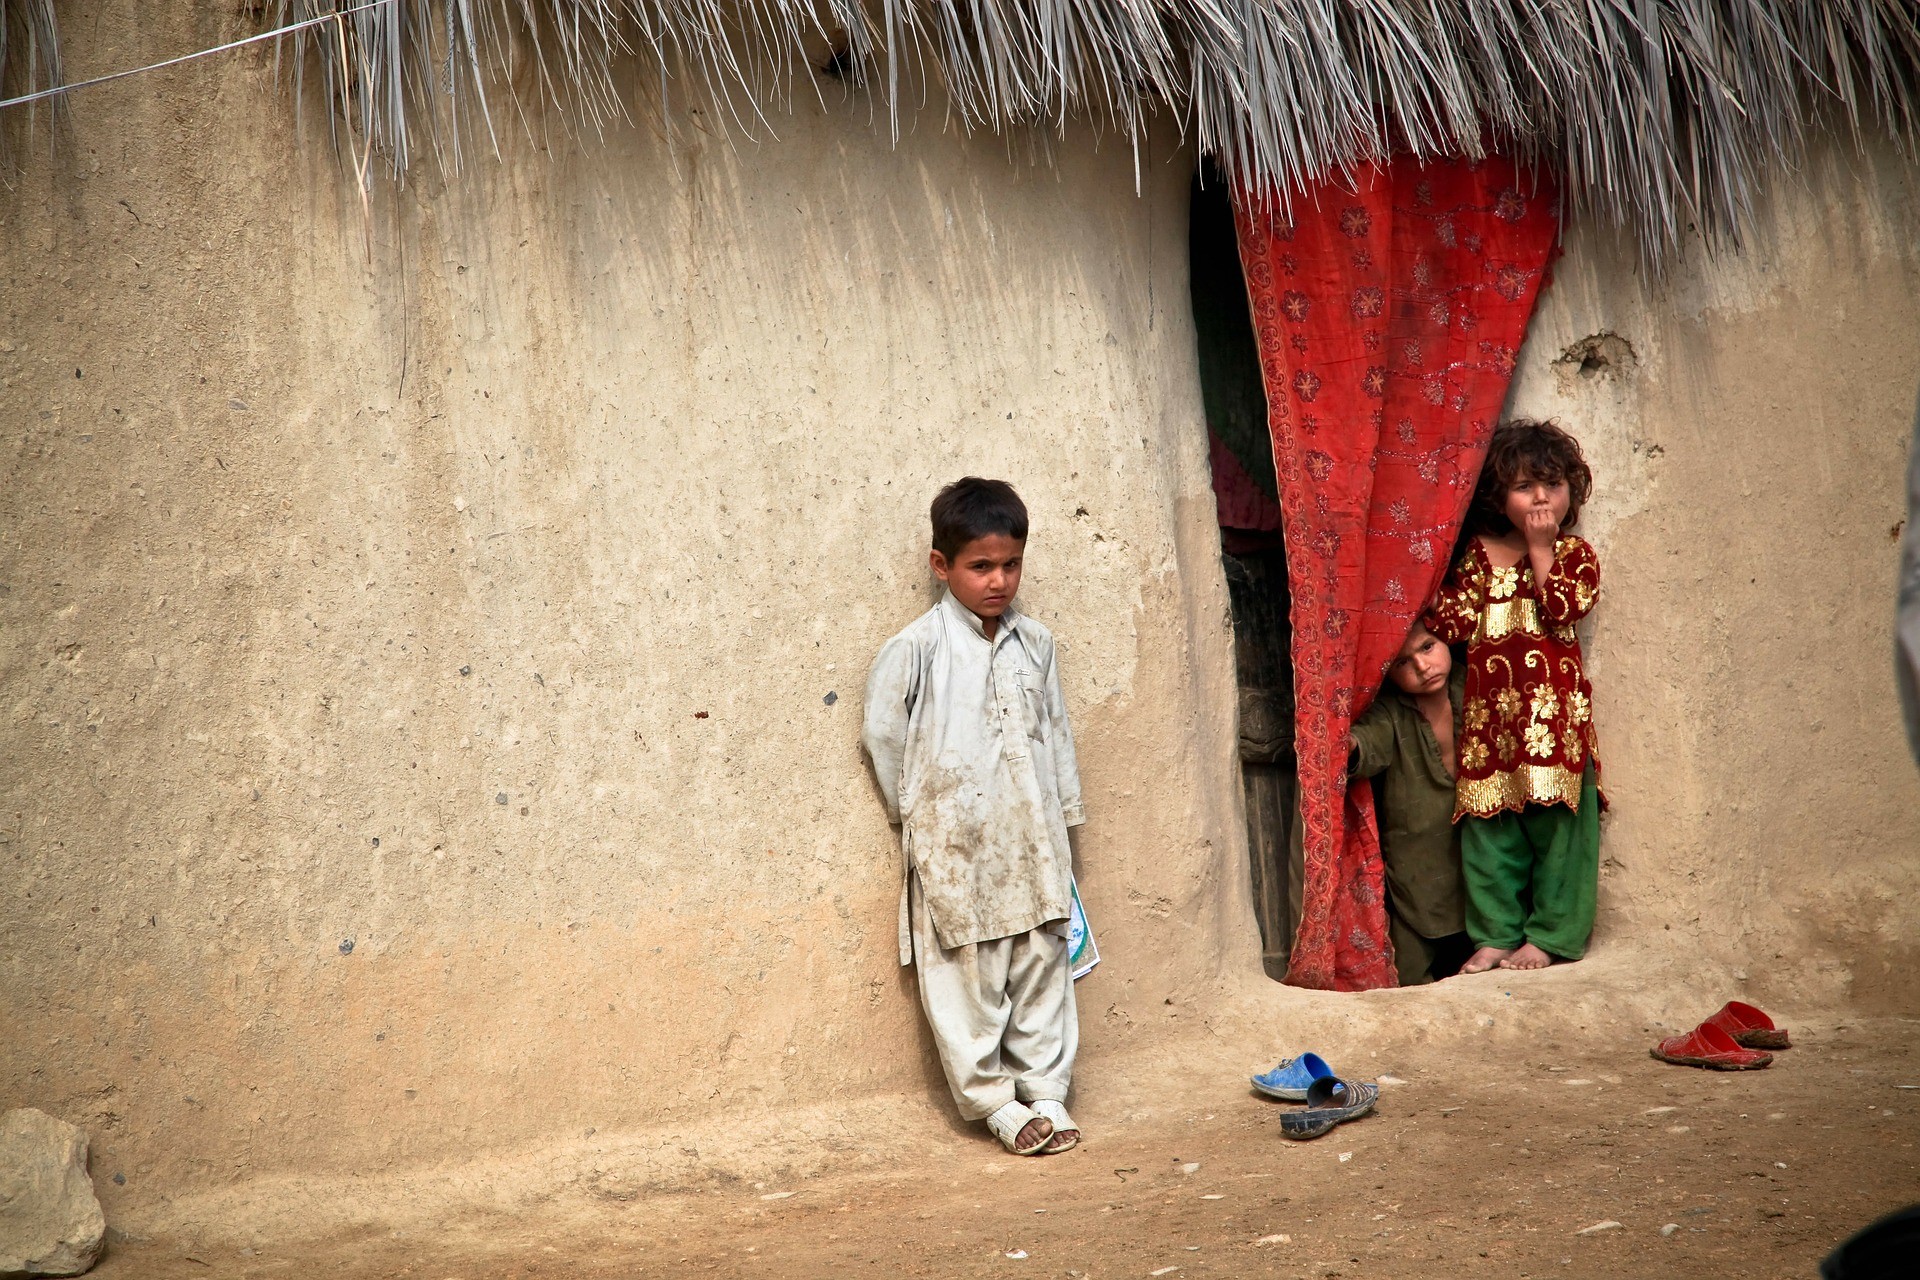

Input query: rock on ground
[0,1109,106,1278]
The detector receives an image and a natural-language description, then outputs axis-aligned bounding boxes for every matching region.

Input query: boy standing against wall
[863,478,1086,1156]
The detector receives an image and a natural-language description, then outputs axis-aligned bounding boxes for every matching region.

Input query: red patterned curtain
[1233,157,1559,991]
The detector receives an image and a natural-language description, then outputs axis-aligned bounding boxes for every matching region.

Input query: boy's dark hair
[1466,418,1594,535]
[930,477,1029,560]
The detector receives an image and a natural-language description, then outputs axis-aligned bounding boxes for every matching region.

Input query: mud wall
[1,9,1253,1221]
[3,7,1918,1232]
[1506,160,1920,1013]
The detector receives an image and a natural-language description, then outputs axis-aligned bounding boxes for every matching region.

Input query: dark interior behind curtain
[1193,174,1297,979]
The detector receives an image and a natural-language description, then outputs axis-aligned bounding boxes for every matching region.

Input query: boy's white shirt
[863,591,1086,965]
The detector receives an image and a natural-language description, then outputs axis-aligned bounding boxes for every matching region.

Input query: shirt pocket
[1015,669,1049,742]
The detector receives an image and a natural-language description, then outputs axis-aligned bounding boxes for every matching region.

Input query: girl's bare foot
[1499,942,1553,971]
[1460,946,1512,974]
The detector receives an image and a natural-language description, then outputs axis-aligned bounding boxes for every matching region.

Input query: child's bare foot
[1460,946,1512,974]
[1032,1100,1079,1153]
[985,1101,1054,1155]
[1499,942,1553,970]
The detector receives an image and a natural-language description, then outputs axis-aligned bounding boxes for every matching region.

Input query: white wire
[0,0,397,112]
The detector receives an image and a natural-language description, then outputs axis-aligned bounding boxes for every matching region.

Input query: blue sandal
[1250,1052,1335,1101]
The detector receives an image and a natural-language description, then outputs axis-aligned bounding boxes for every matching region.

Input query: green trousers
[1459,769,1600,959]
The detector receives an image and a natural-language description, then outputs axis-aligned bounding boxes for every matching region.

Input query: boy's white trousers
[909,871,1078,1121]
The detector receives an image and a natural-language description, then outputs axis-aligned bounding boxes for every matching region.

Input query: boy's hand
[1520,506,1560,550]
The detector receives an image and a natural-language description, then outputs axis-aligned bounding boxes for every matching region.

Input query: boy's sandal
[1702,999,1791,1050]
[1278,1077,1378,1142]
[1251,1052,1335,1102]
[985,1101,1054,1156]
[1030,1100,1079,1153]
[1649,1022,1773,1071]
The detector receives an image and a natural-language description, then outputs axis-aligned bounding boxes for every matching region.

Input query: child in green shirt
[1286,620,1469,985]
[1349,621,1470,985]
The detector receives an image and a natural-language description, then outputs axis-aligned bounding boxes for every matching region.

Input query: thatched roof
[14,3,1920,262]
[0,1,62,140]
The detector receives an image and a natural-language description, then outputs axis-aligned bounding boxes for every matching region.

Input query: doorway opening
[1188,166,1295,982]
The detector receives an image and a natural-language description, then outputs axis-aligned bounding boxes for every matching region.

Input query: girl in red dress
[1424,420,1602,973]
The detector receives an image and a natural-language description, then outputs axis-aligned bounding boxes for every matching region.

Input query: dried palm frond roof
[22,2,1920,262]
[0,0,64,153]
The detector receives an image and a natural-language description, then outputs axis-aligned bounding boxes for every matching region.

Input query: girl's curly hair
[1465,418,1594,536]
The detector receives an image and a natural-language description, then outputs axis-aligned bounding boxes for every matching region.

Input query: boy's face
[931,534,1024,622]
[1387,622,1451,696]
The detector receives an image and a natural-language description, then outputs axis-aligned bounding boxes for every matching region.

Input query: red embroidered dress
[1426,536,1602,819]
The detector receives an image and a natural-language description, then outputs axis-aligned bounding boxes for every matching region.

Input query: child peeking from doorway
[1282,625,1474,990]
[1284,621,1471,985]
[862,478,1086,1156]
[1425,419,1604,974]
[1346,621,1473,985]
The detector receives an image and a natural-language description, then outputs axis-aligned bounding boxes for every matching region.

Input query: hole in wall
[816,37,859,83]
[1553,331,1638,385]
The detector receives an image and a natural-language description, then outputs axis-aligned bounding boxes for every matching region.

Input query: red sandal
[1650,1022,1774,1071]
[1701,1000,1791,1050]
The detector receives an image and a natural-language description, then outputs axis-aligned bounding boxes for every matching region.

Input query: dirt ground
[91,1015,1918,1280]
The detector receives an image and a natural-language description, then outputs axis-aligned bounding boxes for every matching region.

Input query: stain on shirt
[863,592,1086,963]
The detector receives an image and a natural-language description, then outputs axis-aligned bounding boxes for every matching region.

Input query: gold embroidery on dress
[1472,598,1546,643]
[1451,537,1598,821]
[1454,763,1586,818]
